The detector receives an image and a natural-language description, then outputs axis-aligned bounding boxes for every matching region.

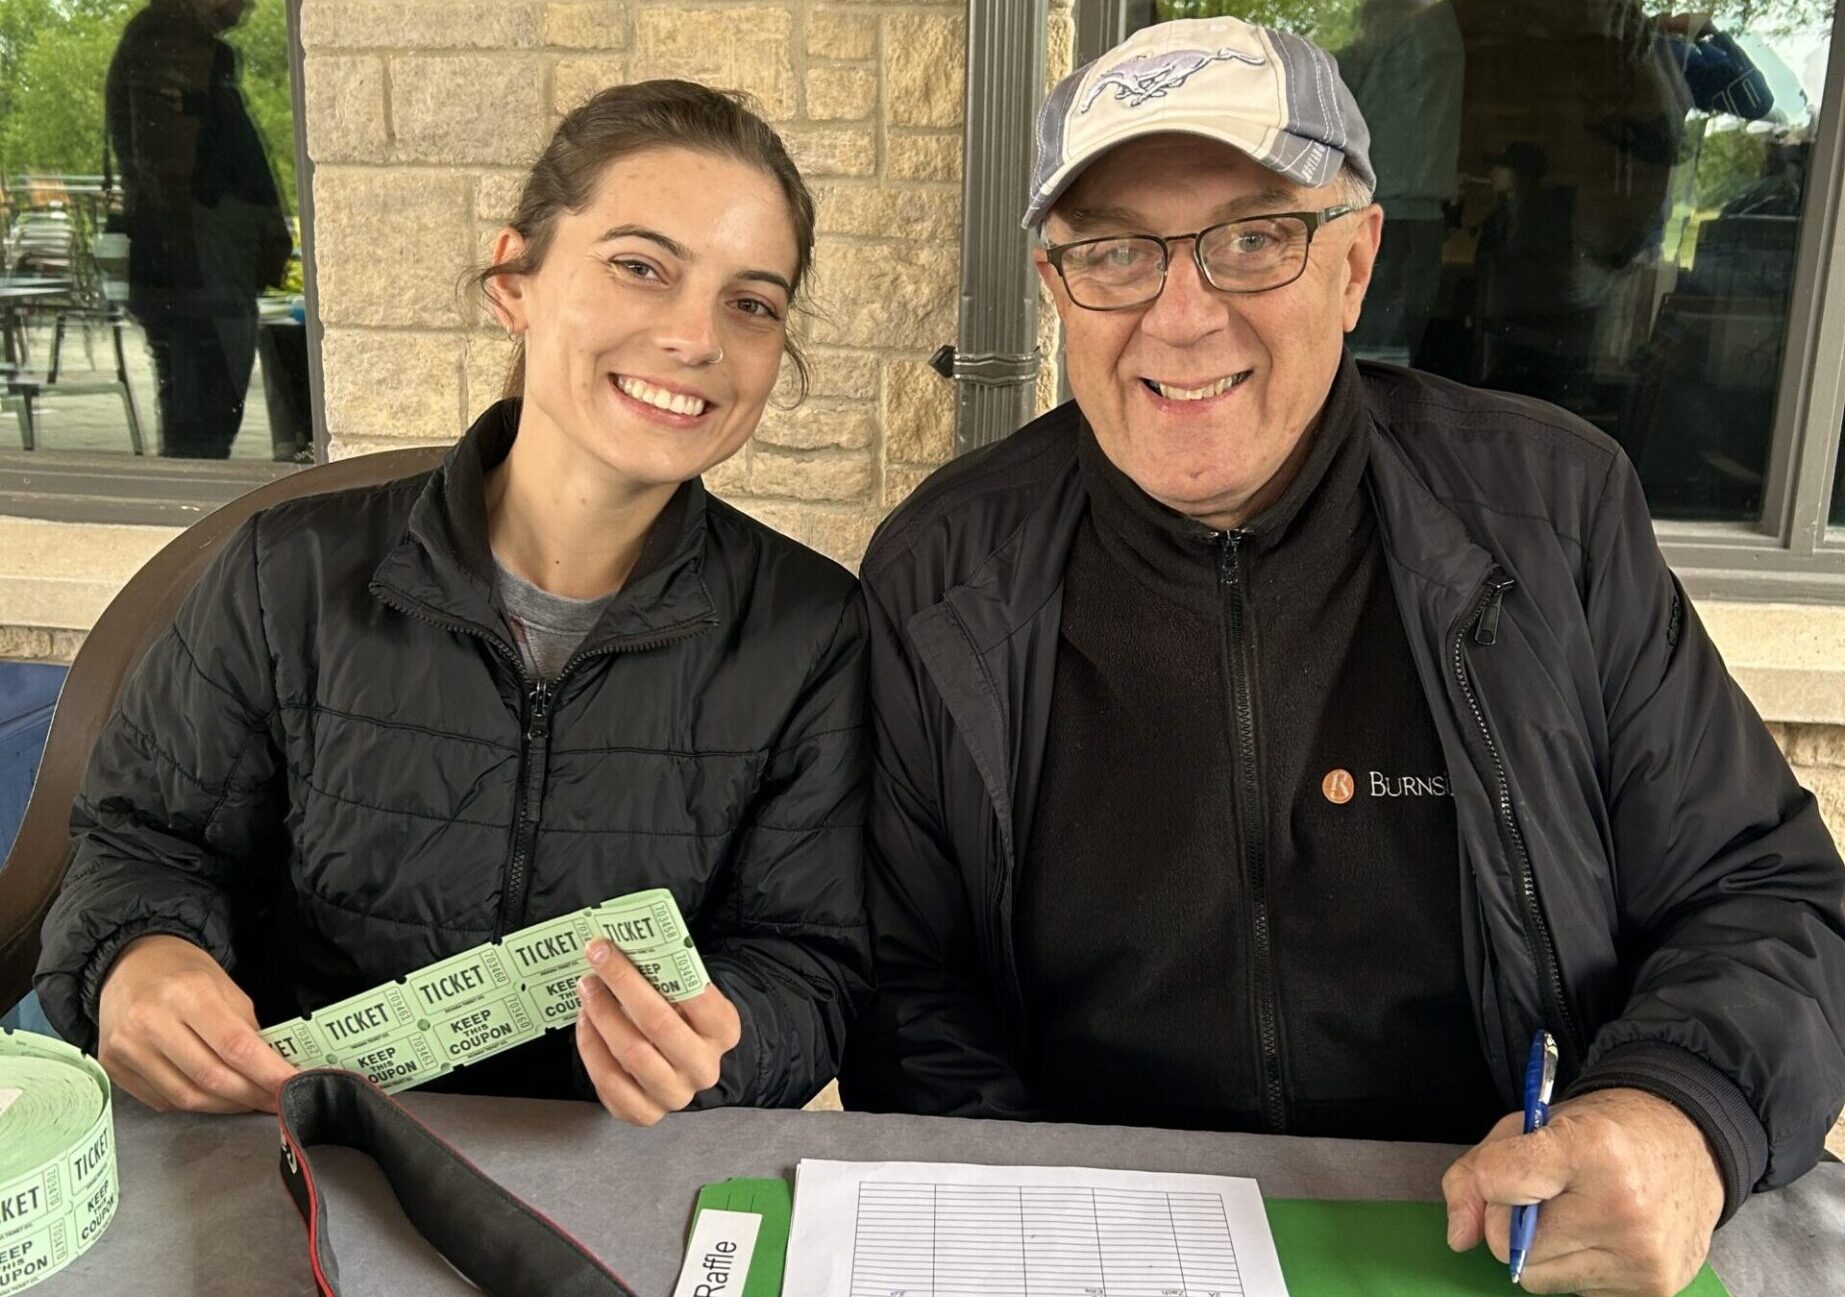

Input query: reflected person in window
[841,18,1845,1297]
[1337,0,1463,368]
[38,82,870,1128]
[105,0,291,459]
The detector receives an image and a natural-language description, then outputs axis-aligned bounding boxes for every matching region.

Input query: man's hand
[96,934,295,1114]
[1442,1087,1725,1296]
[574,938,741,1126]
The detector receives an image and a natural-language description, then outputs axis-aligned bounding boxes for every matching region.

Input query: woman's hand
[573,938,741,1125]
[96,935,295,1113]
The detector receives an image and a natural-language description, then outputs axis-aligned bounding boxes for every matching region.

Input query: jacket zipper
[1217,531,1287,1134]
[370,585,713,938]
[491,623,712,934]
[365,594,544,937]
[500,680,552,936]
[1452,570,1583,1075]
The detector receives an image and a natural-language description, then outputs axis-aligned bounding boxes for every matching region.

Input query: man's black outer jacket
[840,358,1845,1212]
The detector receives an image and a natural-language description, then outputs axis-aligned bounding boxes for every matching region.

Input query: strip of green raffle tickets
[259,888,710,1094]
[0,1029,118,1295]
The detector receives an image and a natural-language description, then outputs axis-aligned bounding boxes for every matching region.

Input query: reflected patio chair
[1,191,147,454]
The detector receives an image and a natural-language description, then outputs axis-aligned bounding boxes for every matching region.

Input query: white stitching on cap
[1308,38,1333,155]
[1272,28,1332,185]
[1303,40,1345,185]
[1260,28,1287,157]
[1320,44,1348,150]
[1302,143,1323,179]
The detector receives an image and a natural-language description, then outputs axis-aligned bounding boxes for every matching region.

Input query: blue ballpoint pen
[1509,1030,1559,1284]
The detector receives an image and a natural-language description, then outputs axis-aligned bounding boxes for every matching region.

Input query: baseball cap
[1023,16,1375,229]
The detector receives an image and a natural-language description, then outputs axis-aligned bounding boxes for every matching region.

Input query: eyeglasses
[1042,205,1360,311]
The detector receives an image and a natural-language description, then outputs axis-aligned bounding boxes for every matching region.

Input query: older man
[839,16,1845,1297]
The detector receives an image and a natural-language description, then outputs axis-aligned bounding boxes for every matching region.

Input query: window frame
[1028,1,1845,601]
[0,0,325,526]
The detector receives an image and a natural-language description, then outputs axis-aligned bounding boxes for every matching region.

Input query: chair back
[0,444,449,1011]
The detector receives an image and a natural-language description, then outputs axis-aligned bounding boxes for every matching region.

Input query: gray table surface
[30,1093,1845,1295]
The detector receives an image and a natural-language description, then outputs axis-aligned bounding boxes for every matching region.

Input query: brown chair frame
[0,445,449,1013]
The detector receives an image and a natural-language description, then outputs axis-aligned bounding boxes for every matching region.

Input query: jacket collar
[1077,352,1372,616]
[1362,420,1496,599]
[930,353,1480,648]
[370,400,717,657]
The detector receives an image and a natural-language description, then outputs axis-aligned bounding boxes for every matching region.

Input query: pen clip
[1536,1032,1558,1107]
[1522,1030,1558,1136]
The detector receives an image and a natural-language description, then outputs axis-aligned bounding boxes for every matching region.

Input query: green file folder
[1267,1198,1729,1296]
[691,1177,793,1297]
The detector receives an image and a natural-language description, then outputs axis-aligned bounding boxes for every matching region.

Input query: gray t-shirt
[492,559,615,682]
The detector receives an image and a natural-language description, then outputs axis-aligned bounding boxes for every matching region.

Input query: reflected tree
[0,0,294,213]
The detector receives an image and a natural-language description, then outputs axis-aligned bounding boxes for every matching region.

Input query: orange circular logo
[1322,768,1355,804]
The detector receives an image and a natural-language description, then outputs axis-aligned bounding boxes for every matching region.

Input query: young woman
[36,81,869,1126]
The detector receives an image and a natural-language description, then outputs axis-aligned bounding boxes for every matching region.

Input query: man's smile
[1138,370,1253,404]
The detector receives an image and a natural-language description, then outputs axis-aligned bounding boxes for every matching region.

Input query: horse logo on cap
[1080,46,1268,113]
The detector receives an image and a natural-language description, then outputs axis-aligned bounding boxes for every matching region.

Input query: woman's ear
[487,227,531,336]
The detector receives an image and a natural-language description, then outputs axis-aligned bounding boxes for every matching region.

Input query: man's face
[1036,134,1381,528]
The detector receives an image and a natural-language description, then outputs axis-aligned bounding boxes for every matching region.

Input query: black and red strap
[276,1069,640,1297]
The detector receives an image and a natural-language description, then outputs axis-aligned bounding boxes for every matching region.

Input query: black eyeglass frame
[1042,203,1362,310]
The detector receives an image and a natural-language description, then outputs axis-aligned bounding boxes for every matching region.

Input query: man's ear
[1341,204,1385,334]
[486,227,531,335]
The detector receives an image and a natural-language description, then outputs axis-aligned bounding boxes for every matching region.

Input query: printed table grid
[848,1183,1247,1297]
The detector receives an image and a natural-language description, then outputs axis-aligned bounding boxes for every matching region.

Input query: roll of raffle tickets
[0,1030,117,1294]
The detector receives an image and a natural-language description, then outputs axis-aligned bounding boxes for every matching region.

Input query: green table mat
[1267,1199,1728,1296]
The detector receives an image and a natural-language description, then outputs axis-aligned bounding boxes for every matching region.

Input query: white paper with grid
[783,1159,1289,1297]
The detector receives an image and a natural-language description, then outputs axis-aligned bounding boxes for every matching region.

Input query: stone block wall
[1769,724,1845,846]
[299,0,970,565]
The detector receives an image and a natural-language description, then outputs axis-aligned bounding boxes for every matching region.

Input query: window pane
[0,0,308,462]
[1133,1,1835,525]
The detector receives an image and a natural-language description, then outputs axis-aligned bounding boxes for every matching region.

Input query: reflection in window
[0,0,306,461]
[1144,1,1834,525]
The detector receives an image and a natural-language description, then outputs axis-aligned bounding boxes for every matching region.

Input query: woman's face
[493,146,800,491]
